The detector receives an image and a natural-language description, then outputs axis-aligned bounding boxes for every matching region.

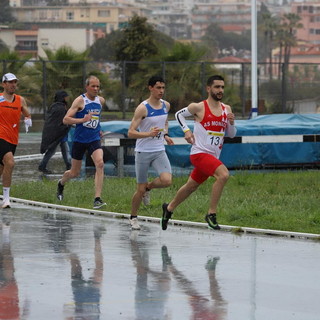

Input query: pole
[251,0,258,118]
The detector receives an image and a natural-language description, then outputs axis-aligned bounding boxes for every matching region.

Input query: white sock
[3,187,10,202]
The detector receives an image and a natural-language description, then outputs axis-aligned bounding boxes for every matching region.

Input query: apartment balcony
[15,45,38,51]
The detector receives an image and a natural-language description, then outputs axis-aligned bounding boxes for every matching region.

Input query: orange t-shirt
[0,93,22,145]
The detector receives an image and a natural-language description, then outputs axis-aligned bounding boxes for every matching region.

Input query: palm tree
[278,13,303,112]
[0,50,31,75]
[34,46,91,112]
[260,12,279,80]
[281,13,303,73]
[0,50,37,107]
[274,28,285,81]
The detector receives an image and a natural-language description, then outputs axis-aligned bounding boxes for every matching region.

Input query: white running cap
[2,73,18,82]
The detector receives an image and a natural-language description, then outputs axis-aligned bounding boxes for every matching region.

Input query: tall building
[12,3,150,34]
[291,2,320,44]
[191,1,253,40]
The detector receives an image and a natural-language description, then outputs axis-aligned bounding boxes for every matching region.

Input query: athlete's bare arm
[225,104,235,125]
[128,104,160,139]
[99,96,106,108]
[187,101,205,122]
[163,101,174,145]
[63,96,92,125]
[21,96,31,118]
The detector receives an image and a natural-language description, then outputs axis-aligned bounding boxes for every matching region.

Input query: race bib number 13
[206,131,224,146]
[83,115,99,129]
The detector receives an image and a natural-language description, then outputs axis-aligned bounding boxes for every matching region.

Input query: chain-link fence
[2,59,320,119]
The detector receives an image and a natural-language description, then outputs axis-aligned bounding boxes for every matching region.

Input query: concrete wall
[0,29,16,51]
[37,28,92,57]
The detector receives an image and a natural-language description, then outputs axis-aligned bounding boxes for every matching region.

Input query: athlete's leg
[146,172,172,190]
[60,158,82,185]
[167,176,200,212]
[131,182,148,216]
[131,151,150,215]
[1,152,15,188]
[1,152,15,207]
[91,148,105,199]
[209,164,229,214]
[147,152,172,190]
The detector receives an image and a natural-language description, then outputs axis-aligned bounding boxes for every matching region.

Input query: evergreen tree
[89,30,123,61]
[0,0,15,24]
[202,23,251,57]
[109,14,159,117]
[115,14,158,62]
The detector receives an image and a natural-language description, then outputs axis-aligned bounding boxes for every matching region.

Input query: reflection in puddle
[1,213,30,318]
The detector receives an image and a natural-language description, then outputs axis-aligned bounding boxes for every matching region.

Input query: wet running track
[1,202,320,320]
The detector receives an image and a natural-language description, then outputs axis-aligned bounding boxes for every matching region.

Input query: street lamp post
[251,0,258,118]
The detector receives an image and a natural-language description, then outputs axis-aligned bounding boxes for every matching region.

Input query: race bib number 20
[83,115,99,129]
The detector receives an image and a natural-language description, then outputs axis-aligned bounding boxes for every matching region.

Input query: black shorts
[0,139,17,165]
[71,140,102,160]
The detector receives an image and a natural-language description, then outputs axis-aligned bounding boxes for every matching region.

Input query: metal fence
[2,59,320,118]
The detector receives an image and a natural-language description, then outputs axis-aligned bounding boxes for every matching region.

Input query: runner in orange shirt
[0,73,32,208]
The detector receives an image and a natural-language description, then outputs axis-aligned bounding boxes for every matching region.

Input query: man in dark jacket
[38,90,71,174]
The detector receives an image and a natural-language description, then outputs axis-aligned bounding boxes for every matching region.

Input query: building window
[66,11,74,20]
[39,10,47,20]
[52,10,60,20]
[16,40,37,51]
[41,38,49,47]
[98,10,110,17]
[80,9,90,18]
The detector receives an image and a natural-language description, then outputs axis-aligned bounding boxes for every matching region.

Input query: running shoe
[142,189,151,205]
[161,203,173,231]
[1,199,11,209]
[205,213,221,230]
[130,217,141,230]
[57,180,64,201]
[93,197,106,209]
[38,166,53,174]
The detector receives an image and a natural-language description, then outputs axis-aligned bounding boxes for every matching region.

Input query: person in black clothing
[39,90,71,174]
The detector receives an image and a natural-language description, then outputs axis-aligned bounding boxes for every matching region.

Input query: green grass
[11,170,320,234]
